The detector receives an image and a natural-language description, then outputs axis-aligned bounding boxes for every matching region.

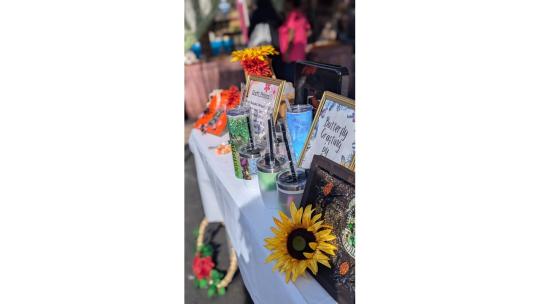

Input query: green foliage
[197,244,213,257]
[199,278,208,289]
[210,269,221,281]
[218,287,226,296]
[207,285,217,298]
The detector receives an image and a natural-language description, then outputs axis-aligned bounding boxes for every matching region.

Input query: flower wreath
[192,218,238,298]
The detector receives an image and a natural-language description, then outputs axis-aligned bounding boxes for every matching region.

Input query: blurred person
[247,0,282,48]
[337,0,355,45]
[278,0,311,82]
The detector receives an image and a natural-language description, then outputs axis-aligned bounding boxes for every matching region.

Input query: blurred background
[185,0,354,123]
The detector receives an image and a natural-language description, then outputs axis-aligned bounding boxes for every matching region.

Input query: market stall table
[188,129,336,304]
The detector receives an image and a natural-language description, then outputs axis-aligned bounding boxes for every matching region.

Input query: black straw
[280,122,298,182]
[267,119,275,164]
[246,115,254,149]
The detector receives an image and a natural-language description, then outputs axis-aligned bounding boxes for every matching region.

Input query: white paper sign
[299,93,355,170]
[245,77,283,144]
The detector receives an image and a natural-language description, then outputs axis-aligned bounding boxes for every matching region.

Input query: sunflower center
[292,236,306,251]
[287,228,315,260]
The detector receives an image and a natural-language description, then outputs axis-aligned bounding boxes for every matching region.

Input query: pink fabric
[278,10,311,62]
[184,57,244,119]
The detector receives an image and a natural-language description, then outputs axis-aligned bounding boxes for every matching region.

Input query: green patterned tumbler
[226,106,250,179]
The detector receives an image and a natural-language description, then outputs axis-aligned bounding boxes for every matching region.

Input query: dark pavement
[184,144,254,304]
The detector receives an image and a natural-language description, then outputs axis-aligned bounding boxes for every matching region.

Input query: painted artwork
[300,155,355,303]
[298,91,355,171]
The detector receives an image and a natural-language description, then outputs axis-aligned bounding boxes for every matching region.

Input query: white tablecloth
[188,129,335,304]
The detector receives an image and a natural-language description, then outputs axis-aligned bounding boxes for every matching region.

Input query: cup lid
[257,154,286,173]
[287,104,313,113]
[277,169,307,191]
[239,145,262,158]
[226,106,249,116]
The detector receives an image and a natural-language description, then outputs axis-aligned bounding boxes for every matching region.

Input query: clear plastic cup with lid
[276,168,307,214]
[256,153,286,209]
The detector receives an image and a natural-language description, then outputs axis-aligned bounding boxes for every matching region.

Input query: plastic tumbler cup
[226,107,250,179]
[238,145,262,179]
[257,154,286,209]
[276,169,307,214]
[286,104,313,162]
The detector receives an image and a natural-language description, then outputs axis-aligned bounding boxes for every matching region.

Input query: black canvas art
[293,61,349,111]
[300,155,355,303]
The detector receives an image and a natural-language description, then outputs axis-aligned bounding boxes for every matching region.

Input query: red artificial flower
[193,254,215,280]
[241,58,273,77]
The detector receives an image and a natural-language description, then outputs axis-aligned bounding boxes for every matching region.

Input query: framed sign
[300,155,355,304]
[298,91,355,170]
[245,75,285,144]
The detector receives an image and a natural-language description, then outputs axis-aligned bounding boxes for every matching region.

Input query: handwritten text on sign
[320,119,349,157]
[246,80,280,143]
[300,100,355,169]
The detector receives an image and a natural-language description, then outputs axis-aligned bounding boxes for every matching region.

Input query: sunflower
[264,202,337,283]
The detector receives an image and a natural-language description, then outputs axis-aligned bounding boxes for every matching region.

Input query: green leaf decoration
[207,285,217,297]
[200,244,213,257]
[218,287,226,296]
[193,228,199,237]
[210,269,220,280]
[199,278,208,289]
[194,278,200,288]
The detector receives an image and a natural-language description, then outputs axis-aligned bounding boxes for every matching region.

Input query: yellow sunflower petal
[311,213,322,223]
[285,271,291,283]
[302,204,313,226]
[319,259,332,268]
[278,210,292,227]
[308,259,318,274]
[289,202,298,219]
[294,206,304,224]
[308,221,322,232]
[318,246,336,256]
[308,242,318,250]
[315,229,335,240]
[273,217,284,228]
[314,251,330,261]
[318,234,336,242]
[292,265,299,282]
[299,260,307,274]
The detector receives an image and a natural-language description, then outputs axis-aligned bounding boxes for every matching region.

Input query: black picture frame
[293,60,349,110]
[300,155,355,303]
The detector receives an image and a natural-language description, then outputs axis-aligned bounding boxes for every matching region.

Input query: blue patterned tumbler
[285,104,313,163]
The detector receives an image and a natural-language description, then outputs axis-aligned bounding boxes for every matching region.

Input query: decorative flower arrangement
[231,45,279,77]
[264,202,337,283]
[194,85,241,136]
[192,243,226,297]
